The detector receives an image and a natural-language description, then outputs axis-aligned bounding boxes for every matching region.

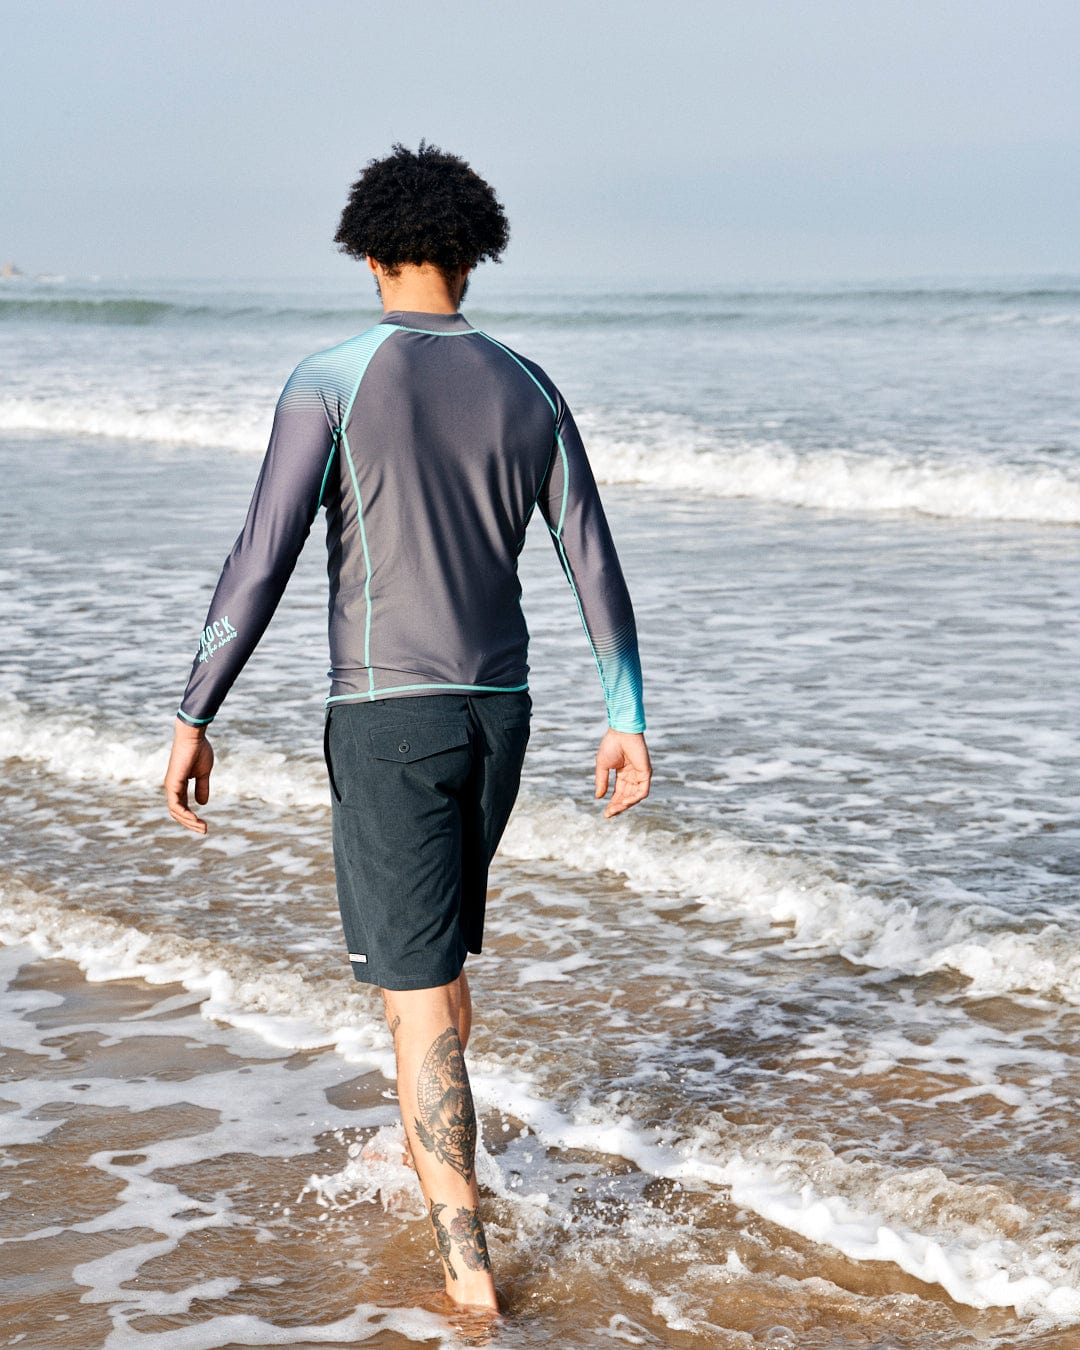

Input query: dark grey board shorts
[323,692,531,990]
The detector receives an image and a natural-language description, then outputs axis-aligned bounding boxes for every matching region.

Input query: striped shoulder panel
[277,324,400,423]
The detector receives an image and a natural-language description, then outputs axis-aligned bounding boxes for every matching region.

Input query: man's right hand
[164,718,215,835]
[594,730,652,819]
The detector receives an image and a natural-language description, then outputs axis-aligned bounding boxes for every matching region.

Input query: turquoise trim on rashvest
[544,421,608,705]
[588,617,646,732]
[176,708,214,726]
[551,428,571,537]
[477,332,558,417]
[339,325,400,425]
[390,325,476,336]
[326,681,530,705]
[334,324,399,695]
[550,510,608,688]
[339,430,374,694]
[316,432,339,509]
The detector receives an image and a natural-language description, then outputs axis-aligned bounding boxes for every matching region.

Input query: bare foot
[422,1287,506,1341]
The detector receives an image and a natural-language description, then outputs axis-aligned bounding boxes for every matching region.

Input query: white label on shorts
[348,952,368,964]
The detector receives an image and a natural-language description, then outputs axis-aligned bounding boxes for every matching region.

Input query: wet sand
[4,946,1078,1348]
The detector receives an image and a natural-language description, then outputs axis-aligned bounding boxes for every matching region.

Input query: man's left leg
[382,971,496,1310]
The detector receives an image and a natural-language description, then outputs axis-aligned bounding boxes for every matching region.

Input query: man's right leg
[382,972,496,1310]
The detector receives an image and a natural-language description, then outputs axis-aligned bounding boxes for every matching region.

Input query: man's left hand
[594,730,652,819]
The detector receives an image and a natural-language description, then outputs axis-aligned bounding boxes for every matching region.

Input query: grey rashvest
[177,309,646,732]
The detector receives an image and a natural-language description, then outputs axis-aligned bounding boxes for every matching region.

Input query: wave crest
[2,393,1077,524]
[5,698,1080,1005]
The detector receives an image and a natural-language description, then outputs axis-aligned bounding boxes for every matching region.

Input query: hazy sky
[3,0,1078,284]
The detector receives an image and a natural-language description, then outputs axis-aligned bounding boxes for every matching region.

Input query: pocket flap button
[369,722,470,763]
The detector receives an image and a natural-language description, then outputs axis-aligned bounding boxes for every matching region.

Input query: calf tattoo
[428,1200,491,1280]
[449,1204,491,1271]
[429,1200,456,1279]
[413,1027,477,1182]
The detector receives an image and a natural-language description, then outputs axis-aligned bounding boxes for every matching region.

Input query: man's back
[321,310,559,698]
[178,308,645,734]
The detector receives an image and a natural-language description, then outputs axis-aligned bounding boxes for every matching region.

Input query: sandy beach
[9,940,1075,1349]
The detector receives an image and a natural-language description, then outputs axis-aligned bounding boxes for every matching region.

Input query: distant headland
[2,260,65,282]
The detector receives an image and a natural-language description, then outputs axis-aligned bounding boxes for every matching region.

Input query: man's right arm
[166,359,339,834]
[176,358,339,729]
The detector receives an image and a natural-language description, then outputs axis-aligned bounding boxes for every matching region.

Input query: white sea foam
[575,409,1080,525]
[495,1079,1080,1322]
[716,1155,1080,1321]
[0,395,265,454]
[0,880,389,1068]
[0,698,329,810]
[98,1306,453,1349]
[926,927,1080,1003]
[6,697,1080,1006]
[3,392,1078,524]
[498,792,1080,1005]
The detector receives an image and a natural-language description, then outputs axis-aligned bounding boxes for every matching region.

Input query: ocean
[1,274,1079,1348]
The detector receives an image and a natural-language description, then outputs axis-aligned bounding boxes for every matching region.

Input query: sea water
[1,275,1080,1347]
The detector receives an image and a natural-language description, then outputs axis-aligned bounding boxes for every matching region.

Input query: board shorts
[323,691,531,990]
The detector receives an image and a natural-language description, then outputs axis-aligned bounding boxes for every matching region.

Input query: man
[164,142,651,1312]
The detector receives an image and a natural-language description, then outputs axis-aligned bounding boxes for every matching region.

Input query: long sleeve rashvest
[177,309,646,733]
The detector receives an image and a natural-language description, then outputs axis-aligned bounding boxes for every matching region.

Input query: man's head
[334,142,510,291]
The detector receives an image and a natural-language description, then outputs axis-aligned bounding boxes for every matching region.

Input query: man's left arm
[538,395,651,816]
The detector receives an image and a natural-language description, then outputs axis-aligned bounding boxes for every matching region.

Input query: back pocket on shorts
[368,721,471,764]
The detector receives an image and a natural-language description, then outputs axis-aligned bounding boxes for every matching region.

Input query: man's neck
[372,261,469,314]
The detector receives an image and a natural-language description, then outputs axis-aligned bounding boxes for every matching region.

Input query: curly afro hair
[334,142,509,277]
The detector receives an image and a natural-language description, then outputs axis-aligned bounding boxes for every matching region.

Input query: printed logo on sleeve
[197,616,238,663]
